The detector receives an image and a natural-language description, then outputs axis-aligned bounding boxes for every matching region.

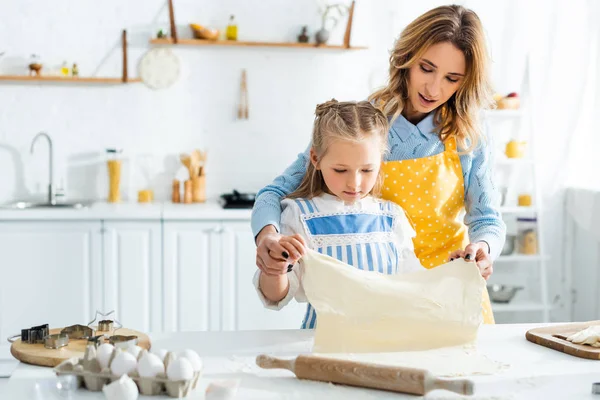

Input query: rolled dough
[301,249,485,353]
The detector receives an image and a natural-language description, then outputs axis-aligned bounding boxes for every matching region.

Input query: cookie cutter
[98,320,114,332]
[593,382,600,394]
[7,323,49,344]
[87,310,122,332]
[44,333,69,349]
[109,335,138,349]
[61,324,95,340]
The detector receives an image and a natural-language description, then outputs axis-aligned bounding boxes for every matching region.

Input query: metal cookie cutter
[98,320,114,332]
[61,324,94,340]
[7,323,49,344]
[44,333,69,349]
[109,335,138,349]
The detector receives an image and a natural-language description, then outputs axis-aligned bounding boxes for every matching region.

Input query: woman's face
[406,42,466,119]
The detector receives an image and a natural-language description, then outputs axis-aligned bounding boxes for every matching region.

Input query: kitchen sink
[0,201,91,209]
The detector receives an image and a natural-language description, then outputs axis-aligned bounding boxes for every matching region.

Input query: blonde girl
[253,100,423,329]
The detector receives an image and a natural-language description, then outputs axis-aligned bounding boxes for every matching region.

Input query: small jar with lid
[517,217,538,255]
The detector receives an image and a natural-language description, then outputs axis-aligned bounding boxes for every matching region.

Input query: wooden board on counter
[11,327,151,367]
[526,320,600,360]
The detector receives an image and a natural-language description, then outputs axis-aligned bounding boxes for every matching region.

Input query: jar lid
[517,217,537,222]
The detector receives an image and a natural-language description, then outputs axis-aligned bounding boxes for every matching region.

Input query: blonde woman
[254,100,424,329]
[252,5,505,324]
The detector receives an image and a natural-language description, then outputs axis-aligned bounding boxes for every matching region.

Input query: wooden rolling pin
[256,354,473,396]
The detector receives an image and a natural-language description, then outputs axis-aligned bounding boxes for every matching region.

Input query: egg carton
[53,347,201,398]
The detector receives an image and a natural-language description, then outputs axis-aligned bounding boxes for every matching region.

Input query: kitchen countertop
[0,201,252,221]
[2,324,600,399]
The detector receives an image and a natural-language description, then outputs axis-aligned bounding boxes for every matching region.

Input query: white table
[2,324,600,399]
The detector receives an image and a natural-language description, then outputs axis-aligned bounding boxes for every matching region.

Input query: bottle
[106,149,123,203]
[172,179,181,203]
[183,180,193,204]
[60,61,70,76]
[72,63,79,77]
[226,15,238,40]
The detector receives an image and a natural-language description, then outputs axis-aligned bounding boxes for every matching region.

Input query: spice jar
[517,217,538,255]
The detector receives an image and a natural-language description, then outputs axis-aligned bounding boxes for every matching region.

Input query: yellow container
[226,15,237,40]
[518,194,532,207]
[106,149,123,203]
[505,140,526,158]
[138,189,154,203]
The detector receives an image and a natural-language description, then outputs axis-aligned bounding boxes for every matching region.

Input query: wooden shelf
[0,75,141,84]
[0,30,139,86]
[150,38,367,50]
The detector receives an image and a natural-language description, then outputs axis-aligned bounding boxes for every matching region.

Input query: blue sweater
[251,112,506,260]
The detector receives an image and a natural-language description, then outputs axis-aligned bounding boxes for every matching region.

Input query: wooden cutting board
[11,327,151,367]
[525,320,600,360]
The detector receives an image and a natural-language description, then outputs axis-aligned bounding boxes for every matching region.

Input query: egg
[137,352,164,378]
[96,343,115,369]
[178,349,203,372]
[151,348,168,362]
[126,345,143,359]
[110,350,138,377]
[102,374,139,400]
[166,357,194,381]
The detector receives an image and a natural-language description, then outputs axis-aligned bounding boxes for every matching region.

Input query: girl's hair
[368,5,494,152]
[287,99,389,200]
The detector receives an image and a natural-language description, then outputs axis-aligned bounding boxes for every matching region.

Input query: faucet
[30,132,54,205]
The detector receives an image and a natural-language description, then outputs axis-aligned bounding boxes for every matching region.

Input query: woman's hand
[255,226,306,276]
[448,242,493,280]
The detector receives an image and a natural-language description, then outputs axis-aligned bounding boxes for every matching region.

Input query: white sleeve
[390,202,426,272]
[252,199,308,310]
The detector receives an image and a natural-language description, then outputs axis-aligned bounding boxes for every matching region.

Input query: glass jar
[106,149,123,203]
[517,217,538,255]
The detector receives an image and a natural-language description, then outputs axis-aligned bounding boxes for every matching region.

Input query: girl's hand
[448,242,493,280]
[279,234,307,265]
[255,226,306,276]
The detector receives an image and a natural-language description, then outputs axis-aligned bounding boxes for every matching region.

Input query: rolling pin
[256,354,473,396]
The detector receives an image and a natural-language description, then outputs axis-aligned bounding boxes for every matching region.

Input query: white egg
[102,374,139,400]
[110,350,138,377]
[96,343,115,369]
[137,352,164,378]
[151,348,168,362]
[178,349,203,372]
[166,357,194,381]
[126,345,143,359]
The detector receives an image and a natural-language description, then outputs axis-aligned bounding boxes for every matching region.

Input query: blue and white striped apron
[294,198,403,329]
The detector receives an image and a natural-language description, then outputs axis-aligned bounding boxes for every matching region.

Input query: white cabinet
[162,222,220,332]
[103,222,162,333]
[220,222,307,331]
[163,220,306,333]
[0,221,102,344]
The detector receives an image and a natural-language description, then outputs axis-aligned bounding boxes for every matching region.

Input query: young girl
[253,99,424,329]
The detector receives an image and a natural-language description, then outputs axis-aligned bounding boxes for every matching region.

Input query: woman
[251,5,505,324]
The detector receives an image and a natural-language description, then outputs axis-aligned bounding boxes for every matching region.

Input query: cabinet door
[221,222,307,331]
[103,222,162,333]
[163,222,220,332]
[0,221,102,348]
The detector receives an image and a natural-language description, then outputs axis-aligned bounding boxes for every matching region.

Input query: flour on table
[318,344,508,377]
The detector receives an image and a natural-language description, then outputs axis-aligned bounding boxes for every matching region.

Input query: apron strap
[444,135,458,151]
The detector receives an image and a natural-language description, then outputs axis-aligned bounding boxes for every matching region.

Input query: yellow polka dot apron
[381,136,495,324]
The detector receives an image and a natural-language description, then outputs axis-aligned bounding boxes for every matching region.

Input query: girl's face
[311,136,382,204]
[406,42,466,121]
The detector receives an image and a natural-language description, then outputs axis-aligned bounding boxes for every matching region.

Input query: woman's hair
[287,99,389,200]
[369,5,494,152]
